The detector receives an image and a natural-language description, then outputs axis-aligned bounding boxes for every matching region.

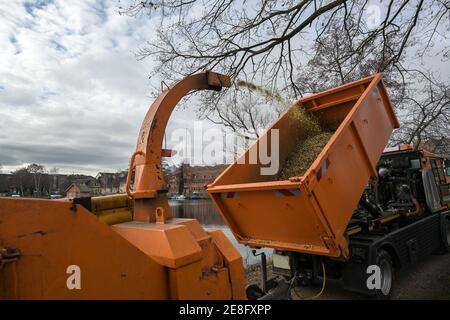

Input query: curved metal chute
[127,71,231,222]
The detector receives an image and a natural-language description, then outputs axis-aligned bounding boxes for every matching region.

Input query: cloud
[0,0,198,175]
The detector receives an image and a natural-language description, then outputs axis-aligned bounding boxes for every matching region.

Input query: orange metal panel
[0,199,246,299]
[112,221,203,269]
[208,229,246,300]
[207,73,399,258]
[0,198,168,299]
[168,262,232,299]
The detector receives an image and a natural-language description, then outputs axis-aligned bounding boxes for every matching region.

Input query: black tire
[442,215,450,253]
[246,284,264,300]
[373,250,394,300]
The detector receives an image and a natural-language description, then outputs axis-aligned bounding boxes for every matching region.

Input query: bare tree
[12,168,32,196]
[27,163,45,197]
[121,0,449,93]
[201,14,409,141]
[204,78,288,139]
[295,17,408,104]
[49,167,59,174]
[391,71,450,154]
[120,0,449,150]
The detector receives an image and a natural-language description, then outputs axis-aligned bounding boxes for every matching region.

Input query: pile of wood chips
[277,107,333,180]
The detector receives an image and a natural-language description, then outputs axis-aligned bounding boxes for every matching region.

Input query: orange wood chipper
[1,72,449,300]
[0,72,246,300]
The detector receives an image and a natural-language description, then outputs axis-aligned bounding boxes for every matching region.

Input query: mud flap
[342,262,372,295]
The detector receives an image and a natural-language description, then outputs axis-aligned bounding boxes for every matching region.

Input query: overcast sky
[0,1,448,175]
[0,0,213,175]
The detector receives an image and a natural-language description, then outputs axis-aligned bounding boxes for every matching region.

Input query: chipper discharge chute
[207,73,399,258]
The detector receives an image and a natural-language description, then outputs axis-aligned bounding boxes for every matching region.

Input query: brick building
[167,164,228,197]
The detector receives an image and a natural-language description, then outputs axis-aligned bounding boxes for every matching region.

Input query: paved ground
[292,252,450,300]
[247,252,450,300]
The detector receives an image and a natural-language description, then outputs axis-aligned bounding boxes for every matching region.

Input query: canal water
[169,199,272,266]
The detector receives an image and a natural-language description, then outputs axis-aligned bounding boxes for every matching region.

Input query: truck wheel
[246,284,264,300]
[374,250,394,300]
[442,215,450,253]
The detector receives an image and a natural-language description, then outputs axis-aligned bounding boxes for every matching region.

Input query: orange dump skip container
[207,74,399,258]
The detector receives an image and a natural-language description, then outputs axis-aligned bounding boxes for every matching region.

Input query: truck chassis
[272,148,450,299]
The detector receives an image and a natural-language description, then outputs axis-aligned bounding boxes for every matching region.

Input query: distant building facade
[167,164,228,197]
[65,183,92,198]
[96,171,127,195]
[65,177,101,198]
[0,164,227,199]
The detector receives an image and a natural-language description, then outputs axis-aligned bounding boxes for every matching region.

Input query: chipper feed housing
[207,74,399,258]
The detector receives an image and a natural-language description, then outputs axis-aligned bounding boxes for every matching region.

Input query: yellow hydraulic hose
[292,262,326,300]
